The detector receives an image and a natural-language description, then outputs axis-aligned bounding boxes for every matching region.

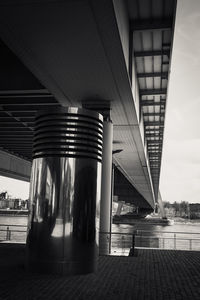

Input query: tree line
[163,201,190,218]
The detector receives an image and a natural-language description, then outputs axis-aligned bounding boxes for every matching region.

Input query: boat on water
[145,215,174,225]
[113,213,174,226]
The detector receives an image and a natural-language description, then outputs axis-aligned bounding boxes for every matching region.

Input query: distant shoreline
[113,216,200,226]
[0,209,29,216]
[173,217,200,224]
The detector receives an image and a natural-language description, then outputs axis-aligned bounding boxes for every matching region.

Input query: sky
[160,0,200,203]
[0,0,200,203]
[0,176,29,200]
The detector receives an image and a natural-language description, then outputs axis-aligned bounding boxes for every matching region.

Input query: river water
[0,215,28,243]
[111,222,200,253]
[0,215,200,253]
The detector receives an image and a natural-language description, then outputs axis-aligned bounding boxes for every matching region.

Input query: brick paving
[0,244,200,300]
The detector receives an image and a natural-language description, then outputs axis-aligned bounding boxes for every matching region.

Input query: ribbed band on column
[33,107,103,161]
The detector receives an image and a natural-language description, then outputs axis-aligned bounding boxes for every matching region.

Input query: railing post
[129,233,135,256]
[109,232,112,254]
[132,234,135,250]
[174,233,176,250]
[189,239,192,250]
[132,234,135,255]
[6,226,11,241]
[163,238,165,249]
[122,235,125,254]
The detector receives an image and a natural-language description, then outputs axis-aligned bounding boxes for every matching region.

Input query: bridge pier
[26,107,103,275]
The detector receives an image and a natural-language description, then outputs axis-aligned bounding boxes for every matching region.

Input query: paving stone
[0,245,199,300]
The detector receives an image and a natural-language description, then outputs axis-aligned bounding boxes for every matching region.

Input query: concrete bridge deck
[0,244,200,300]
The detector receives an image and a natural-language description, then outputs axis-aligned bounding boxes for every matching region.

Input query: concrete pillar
[99,119,113,255]
[158,190,166,218]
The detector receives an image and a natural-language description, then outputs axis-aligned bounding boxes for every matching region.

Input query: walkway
[0,244,200,300]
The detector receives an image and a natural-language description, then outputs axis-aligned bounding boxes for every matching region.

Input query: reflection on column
[26,107,103,275]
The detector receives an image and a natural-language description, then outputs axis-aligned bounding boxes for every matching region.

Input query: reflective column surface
[26,107,103,275]
[99,120,113,255]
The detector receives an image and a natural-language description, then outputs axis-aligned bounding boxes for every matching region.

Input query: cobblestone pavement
[0,244,200,300]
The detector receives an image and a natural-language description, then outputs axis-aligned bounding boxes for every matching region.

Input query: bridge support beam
[0,150,31,182]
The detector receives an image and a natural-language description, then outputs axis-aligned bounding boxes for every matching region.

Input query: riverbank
[173,217,200,224]
[113,215,200,226]
[0,209,29,216]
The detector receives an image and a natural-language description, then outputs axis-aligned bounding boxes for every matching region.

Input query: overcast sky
[0,0,200,203]
[160,0,200,203]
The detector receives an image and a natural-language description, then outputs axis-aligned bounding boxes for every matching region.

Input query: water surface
[1,215,200,251]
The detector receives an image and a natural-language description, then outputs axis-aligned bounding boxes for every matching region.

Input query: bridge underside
[114,167,153,217]
[0,150,31,182]
[0,0,176,210]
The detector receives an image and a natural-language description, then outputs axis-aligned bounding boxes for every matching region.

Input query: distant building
[0,191,8,200]
[0,191,29,210]
[0,199,7,209]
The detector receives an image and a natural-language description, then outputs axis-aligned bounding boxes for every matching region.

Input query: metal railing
[99,230,200,255]
[1,225,200,254]
[135,229,200,251]
[0,224,27,243]
[99,232,135,256]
